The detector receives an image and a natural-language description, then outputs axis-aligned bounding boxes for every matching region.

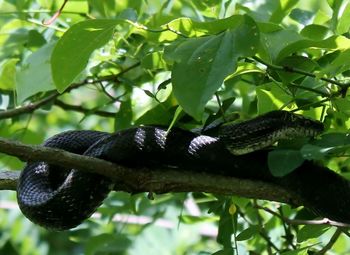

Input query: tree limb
[0,137,300,205]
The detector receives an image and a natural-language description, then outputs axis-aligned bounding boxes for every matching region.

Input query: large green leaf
[51,19,121,92]
[164,15,259,120]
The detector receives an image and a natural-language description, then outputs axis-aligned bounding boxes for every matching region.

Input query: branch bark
[0,137,299,205]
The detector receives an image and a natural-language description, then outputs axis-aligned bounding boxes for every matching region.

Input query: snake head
[273,110,324,137]
[219,110,324,155]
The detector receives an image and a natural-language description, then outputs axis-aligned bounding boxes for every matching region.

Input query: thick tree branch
[0,137,300,205]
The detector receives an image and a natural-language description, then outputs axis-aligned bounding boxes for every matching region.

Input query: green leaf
[260,29,303,62]
[333,98,350,115]
[0,58,18,90]
[337,2,350,34]
[85,233,131,255]
[316,133,350,147]
[300,144,327,160]
[289,8,314,25]
[212,248,234,255]
[320,48,350,76]
[277,35,350,62]
[256,82,294,114]
[301,133,350,160]
[164,15,259,120]
[236,225,260,241]
[300,24,329,40]
[217,200,235,248]
[114,99,132,131]
[167,106,183,132]
[280,248,308,255]
[268,149,304,177]
[141,52,167,70]
[179,215,217,224]
[277,55,318,84]
[166,15,244,37]
[297,225,330,242]
[16,43,56,102]
[269,0,298,24]
[261,28,350,63]
[51,19,121,92]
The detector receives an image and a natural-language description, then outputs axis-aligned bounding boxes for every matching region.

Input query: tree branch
[254,205,350,228]
[54,99,116,118]
[0,137,299,205]
[0,93,58,120]
[252,56,350,90]
[0,62,140,120]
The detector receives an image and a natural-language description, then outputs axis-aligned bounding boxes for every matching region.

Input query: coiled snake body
[17,111,350,230]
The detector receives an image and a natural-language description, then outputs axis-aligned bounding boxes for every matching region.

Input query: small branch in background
[54,99,116,118]
[255,205,350,228]
[0,93,58,120]
[252,56,350,90]
[0,62,140,121]
[43,0,69,25]
[253,200,275,255]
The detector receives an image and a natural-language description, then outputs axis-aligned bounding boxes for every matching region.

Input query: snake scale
[17,110,350,230]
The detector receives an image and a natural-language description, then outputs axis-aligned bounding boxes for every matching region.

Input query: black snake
[17,110,350,230]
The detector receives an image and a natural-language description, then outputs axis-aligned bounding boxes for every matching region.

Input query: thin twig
[43,0,69,25]
[54,99,116,118]
[255,205,350,228]
[253,56,350,89]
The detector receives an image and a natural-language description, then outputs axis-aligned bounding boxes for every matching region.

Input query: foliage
[1,0,350,254]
